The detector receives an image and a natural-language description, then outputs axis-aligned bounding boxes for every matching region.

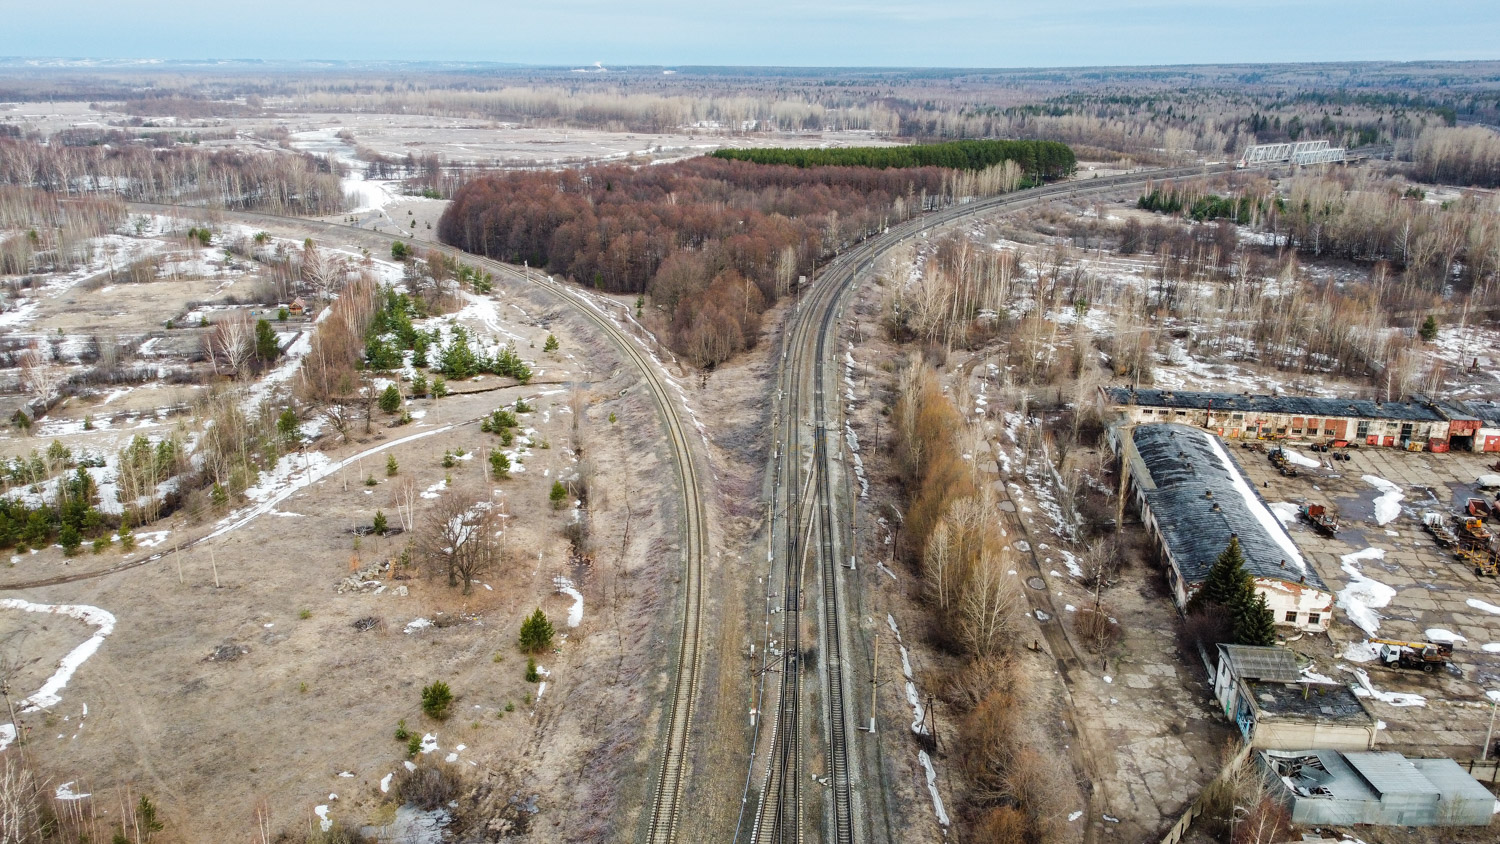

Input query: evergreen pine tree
[519,608,554,653]
[1233,591,1279,647]
[1419,314,1439,342]
[1187,536,1251,613]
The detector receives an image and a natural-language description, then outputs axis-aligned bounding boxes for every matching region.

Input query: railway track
[40,204,709,844]
[744,162,1234,844]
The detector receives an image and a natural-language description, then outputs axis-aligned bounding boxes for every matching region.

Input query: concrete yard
[1233,441,1500,759]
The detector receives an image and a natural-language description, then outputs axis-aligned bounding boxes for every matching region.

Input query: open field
[0,203,698,840]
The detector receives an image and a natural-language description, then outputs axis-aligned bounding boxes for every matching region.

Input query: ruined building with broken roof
[1100,386,1500,452]
[1113,423,1334,631]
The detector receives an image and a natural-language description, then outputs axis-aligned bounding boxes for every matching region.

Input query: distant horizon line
[2,56,1499,73]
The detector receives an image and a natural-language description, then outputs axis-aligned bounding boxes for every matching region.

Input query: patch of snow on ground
[1068,810,1084,822]
[1484,643,1500,653]
[314,805,332,832]
[1268,502,1300,525]
[554,576,584,627]
[419,733,439,754]
[55,782,90,800]
[0,600,114,719]
[1279,447,1320,469]
[885,614,928,736]
[1337,548,1395,637]
[918,750,950,829]
[404,618,432,634]
[1426,628,1466,643]
[1343,641,1381,663]
[1468,598,1500,615]
[380,772,394,793]
[1363,475,1404,525]
[1341,666,1427,707]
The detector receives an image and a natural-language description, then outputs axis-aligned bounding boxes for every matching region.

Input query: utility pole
[1484,696,1498,761]
[866,634,878,733]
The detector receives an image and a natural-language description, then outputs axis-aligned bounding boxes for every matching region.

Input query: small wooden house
[288,298,307,317]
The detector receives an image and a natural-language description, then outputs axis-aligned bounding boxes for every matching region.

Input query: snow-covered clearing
[0,600,115,750]
[1336,548,1395,637]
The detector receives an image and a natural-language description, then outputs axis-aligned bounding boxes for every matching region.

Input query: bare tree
[301,238,339,301]
[958,553,1020,658]
[19,341,63,408]
[205,311,256,379]
[418,489,496,592]
[391,476,418,532]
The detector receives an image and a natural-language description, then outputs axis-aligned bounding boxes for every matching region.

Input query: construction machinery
[1299,504,1339,537]
[1458,542,1500,577]
[1457,516,1492,543]
[1423,512,1458,548]
[1371,639,1453,672]
[1269,447,1300,477]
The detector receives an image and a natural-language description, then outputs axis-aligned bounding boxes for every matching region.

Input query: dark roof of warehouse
[1132,424,1328,591]
[1104,387,1446,423]
[1250,681,1373,724]
[1219,644,1301,684]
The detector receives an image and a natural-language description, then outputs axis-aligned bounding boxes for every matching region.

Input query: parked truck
[1371,639,1453,672]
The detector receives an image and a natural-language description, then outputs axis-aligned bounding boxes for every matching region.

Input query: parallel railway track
[745,162,1232,844]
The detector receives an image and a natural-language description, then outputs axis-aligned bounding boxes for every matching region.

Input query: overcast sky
[10,1,1499,67]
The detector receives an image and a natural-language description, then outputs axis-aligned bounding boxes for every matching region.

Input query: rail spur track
[744,163,1229,844]
[105,205,708,844]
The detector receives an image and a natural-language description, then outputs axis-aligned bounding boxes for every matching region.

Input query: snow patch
[1337,548,1394,637]
[554,576,584,627]
[1363,475,1404,526]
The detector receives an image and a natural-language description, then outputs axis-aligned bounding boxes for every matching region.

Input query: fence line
[1159,741,1253,844]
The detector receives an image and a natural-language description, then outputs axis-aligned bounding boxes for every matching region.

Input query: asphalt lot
[1236,441,1500,758]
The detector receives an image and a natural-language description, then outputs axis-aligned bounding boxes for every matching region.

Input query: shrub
[406,734,422,758]
[489,449,511,479]
[386,454,399,476]
[411,374,428,397]
[525,657,539,683]
[421,681,453,720]
[442,451,455,468]
[118,525,135,551]
[390,762,463,811]
[518,608,553,653]
[543,334,559,353]
[379,384,403,414]
[394,719,410,741]
[391,240,410,260]
[514,398,533,414]
[364,475,377,487]
[549,480,567,509]
[59,524,81,556]
[373,511,388,535]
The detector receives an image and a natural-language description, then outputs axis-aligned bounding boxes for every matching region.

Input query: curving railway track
[744,163,1233,844]
[40,164,1243,842]
[23,204,709,844]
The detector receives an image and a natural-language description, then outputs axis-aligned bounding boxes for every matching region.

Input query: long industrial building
[1100,386,1500,452]
[1114,423,1334,631]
